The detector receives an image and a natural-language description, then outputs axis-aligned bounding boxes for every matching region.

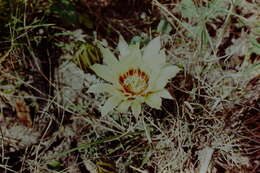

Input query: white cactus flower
[88,36,180,116]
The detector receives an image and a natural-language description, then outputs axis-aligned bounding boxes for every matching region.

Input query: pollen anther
[119,68,149,95]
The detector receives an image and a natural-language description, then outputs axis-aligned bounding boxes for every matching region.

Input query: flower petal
[97,44,118,66]
[158,50,166,65]
[143,37,161,58]
[131,101,142,117]
[101,96,122,116]
[122,44,142,67]
[129,44,141,59]
[145,93,162,110]
[156,65,180,89]
[90,64,115,82]
[118,35,129,57]
[143,37,164,68]
[87,83,114,94]
[158,89,173,99]
[117,100,132,113]
[146,65,160,91]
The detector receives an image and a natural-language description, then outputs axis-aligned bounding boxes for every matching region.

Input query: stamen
[118,68,149,96]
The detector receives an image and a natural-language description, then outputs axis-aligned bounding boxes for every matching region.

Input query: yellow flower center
[119,68,149,96]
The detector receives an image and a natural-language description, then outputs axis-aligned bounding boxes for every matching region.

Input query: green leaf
[249,33,260,54]
[48,160,62,170]
[157,19,172,35]
[49,131,144,160]
[141,150,152,167]
[205,0,227,19]
[142,117,152,144]
[50,0,77,25]
[73,43,102,73]
[180,0,198,18]
[130,36,142,45]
